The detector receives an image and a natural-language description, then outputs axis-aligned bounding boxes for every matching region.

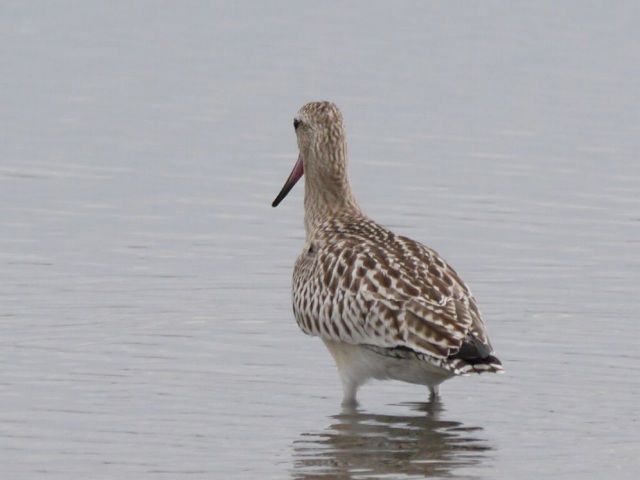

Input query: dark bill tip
[272,154,304,207]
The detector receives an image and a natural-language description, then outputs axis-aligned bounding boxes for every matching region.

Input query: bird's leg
[428,385,440,401]
[341,377,360,407]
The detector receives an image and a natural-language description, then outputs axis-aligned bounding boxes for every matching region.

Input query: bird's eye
[293,119,302,130]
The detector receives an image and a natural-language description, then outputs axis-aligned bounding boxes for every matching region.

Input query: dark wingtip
[449,335,502,372]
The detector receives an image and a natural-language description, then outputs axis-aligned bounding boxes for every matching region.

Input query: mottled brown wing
[292,232,486,361]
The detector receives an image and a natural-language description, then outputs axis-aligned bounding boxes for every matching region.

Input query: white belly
[322,340,453,403]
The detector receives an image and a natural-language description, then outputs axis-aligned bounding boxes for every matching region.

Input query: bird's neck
[303,150,361,239]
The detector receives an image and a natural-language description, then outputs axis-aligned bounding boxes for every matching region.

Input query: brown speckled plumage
[273,101,502,404]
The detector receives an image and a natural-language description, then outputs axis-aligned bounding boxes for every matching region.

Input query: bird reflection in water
[292,400,492,479]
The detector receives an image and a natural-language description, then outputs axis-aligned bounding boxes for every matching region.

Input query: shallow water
[2,2,639,479]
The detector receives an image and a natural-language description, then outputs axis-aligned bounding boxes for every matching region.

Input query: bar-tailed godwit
[273,101,502,405]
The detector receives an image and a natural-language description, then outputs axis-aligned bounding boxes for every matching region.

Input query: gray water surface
[2,3,639,479]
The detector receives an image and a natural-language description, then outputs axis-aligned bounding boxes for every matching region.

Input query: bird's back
[292,213,502,375]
